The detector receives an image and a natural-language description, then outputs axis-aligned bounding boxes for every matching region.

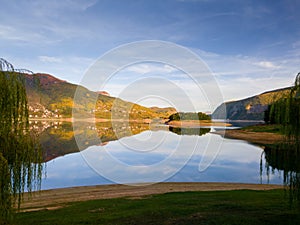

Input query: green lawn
[16,189,300,225]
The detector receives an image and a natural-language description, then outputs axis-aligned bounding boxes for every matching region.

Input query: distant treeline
[168,112,211,121]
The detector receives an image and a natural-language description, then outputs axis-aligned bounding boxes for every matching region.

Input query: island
[165,112,231,127]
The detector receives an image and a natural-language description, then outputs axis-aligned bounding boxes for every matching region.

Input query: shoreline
[29,118,232,127]
[19,182,282,212]
[213,129,284,145]
[166,120,231,128]
[29,118,160,123]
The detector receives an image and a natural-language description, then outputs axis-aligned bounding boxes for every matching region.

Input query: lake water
[33,121,283,190]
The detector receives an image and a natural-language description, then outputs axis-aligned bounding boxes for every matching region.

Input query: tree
[265,73,300,205]
[0,58,42,224]
[168,112,211,121]
[268,73,300,145]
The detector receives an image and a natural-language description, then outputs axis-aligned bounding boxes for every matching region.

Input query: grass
[15,189,300,225]
[241,124,283,134]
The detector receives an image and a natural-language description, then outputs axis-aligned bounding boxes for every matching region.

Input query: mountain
[24,73,176,120]
[149,106,177,118]
[212,87,291,121]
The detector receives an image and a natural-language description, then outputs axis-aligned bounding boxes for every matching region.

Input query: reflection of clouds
[41,152,108,190]
[42,132,282,190]
[85,132,273,184]
[116,130,171,153]
[210,138,263,163]
[260,172,282,183]
[80,132,263,184]
[81,130,198,184]
[93,130,200,160]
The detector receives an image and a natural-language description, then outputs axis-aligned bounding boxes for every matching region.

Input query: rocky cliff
[212,87,291,120]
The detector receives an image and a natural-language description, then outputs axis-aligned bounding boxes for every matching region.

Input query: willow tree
[269,73,300,145]
[267,73,300,205]
[0,58,42,224]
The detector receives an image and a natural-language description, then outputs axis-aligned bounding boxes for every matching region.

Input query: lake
[32,121,283,190]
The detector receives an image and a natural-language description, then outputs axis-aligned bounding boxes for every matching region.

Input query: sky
[1,0,300,111]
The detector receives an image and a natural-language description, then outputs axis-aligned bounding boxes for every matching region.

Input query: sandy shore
[19,182,282,212]
[167,120,231,128]
[213,129,284,145]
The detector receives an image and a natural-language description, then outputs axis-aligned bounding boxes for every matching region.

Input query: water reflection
[33,121,153,161]
[169,126,210,136]
[263,144,300,203]
[36,121,211,163]
[264,145,300,172]
[30,121,283,190]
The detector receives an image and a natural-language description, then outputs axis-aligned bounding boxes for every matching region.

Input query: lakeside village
[28,104,62,119]
[28,102,152,120]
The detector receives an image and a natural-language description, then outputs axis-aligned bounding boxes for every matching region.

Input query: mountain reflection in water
[33,121,209,162]
[169,126,210,136]
[31,121,284,190]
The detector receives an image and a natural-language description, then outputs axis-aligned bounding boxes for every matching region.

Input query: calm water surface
[33,121,282,190]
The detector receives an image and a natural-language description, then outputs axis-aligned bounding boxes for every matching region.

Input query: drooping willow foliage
[268,73,300,145]
[262,145,300,205]
[0,58,42,224]
[265,73,300,205]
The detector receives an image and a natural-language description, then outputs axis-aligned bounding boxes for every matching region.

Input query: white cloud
[254,61,280,69]
[195,49,282,76]
[6,55,95,84]
[292,40,300,49]
[30,0,98,14]
[101,73,214,111]
[100,49,299,106]
[0,24,44,42]
[39,56,62,63]
[125,63,178,74]
[217,76,293,102]
[190,48,299,102]
[0,25,17,39]
[0,0,101,44]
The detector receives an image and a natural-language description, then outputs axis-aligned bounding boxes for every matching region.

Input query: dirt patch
[19,182,282,212]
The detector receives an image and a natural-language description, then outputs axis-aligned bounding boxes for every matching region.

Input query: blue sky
[1,0,300,110]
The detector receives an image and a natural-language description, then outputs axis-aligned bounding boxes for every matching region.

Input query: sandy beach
[20,182,282,212]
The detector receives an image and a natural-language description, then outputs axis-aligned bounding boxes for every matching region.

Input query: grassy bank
[241,124,283,134]
[16,189,299,225]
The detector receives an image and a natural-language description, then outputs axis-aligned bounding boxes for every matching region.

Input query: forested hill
[24,73,175,120]
[23,73,292,121]
[212,87,291,121]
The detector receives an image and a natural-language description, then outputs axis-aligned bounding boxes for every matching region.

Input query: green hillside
[212,87,291,120]
[24,73,176,120]
[150,106,177,118]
